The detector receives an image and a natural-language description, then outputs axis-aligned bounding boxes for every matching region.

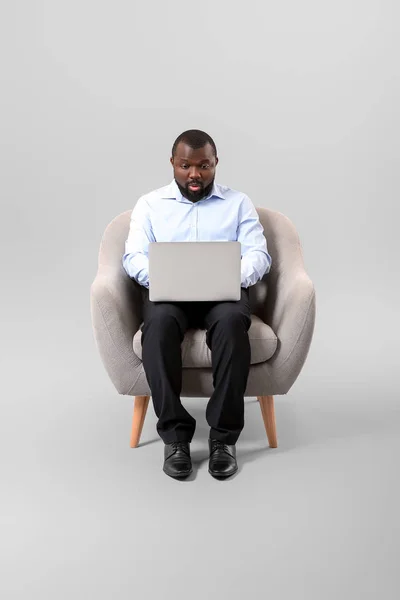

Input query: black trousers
[140,286,252,445]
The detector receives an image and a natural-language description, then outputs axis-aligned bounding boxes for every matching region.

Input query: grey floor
[2,314,400,600]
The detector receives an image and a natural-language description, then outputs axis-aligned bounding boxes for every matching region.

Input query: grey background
[1,1,399,598]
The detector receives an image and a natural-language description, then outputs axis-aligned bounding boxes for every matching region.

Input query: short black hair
[171,129,217,159]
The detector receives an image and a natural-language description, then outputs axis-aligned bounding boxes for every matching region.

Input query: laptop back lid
[148,241,241,302]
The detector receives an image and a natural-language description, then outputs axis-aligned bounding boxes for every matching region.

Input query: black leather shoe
[208,438,238,479]
[163,442,192,479]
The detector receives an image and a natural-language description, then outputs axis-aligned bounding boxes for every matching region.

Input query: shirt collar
[160,179,226,202]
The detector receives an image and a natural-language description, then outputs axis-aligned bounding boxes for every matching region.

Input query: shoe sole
[208,466,238,479]
[163,467,193,479]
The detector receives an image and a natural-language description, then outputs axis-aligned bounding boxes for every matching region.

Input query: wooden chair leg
[257,395,278,448]
[130,395,150,448]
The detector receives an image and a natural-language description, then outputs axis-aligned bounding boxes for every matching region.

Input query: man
[122,129,272,480]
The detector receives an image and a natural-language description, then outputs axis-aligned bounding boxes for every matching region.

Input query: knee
[214,310,251,332]
[143,309,186,339]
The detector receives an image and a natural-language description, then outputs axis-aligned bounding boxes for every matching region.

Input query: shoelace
[170,441,190,455]
[210,440,230,454]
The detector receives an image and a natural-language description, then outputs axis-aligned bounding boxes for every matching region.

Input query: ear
[170,157,174,166]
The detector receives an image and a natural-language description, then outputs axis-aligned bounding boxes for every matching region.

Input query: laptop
[148,241,241,302]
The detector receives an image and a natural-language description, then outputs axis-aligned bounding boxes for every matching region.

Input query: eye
[180,164,210,169]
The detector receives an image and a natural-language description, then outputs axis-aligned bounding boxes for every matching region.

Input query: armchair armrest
[259,210,316,387]
[90,264,143,394]
[267,268,316,370]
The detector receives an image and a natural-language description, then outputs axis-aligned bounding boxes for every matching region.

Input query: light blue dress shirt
[122,179,272,289]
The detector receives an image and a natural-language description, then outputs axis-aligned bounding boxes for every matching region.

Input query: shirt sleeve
[237,194,272,288]
[122,196,155,288]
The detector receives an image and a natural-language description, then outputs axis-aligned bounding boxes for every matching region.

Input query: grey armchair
[90,207,316,448]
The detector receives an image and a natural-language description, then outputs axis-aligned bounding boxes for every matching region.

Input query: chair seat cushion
[133,314,277,367]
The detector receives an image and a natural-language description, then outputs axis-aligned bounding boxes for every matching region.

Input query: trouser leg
[202,288,252,445]
[140,288,196,443]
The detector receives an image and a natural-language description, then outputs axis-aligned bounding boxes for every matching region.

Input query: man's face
[170,141,219,202]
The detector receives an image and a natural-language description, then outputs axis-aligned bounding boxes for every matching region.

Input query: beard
[175,177,215,203]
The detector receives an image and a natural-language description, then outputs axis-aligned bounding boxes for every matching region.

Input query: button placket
[190,204,197,241]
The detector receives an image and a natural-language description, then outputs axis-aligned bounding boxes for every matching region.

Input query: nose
[188,167,201,180]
